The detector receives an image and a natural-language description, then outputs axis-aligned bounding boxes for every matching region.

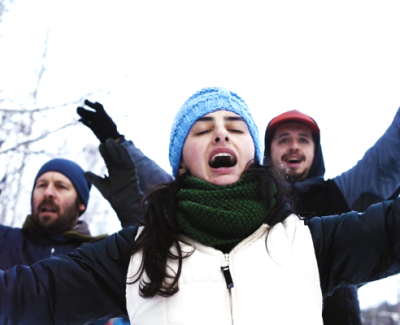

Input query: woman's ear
[178,164,188,176]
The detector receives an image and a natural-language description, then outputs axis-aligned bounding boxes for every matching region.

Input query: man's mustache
[37,199,60,214]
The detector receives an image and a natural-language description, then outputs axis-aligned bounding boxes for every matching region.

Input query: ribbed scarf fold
[177,173,276,253]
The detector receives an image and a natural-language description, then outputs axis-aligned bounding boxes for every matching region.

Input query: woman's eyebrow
[225,116,245,122]
[196,116,245,122]
[197,117,214,122]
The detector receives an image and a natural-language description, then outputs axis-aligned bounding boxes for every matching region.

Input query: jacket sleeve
[333,107,400,211]
[120,139,174,194]
[0,226,138,325]
[309,197,400,298]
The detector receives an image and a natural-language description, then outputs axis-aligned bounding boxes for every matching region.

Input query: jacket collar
[22,215,107,243]
[265,200,293,227]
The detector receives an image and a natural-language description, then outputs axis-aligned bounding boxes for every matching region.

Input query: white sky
[1,0,400,310]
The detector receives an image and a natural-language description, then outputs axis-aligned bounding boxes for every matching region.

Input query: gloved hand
[77,100,121,143]
[85,139,145,227]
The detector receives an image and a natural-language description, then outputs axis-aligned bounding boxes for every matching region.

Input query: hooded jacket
[1,197,400,324]
[263,108,400,325]
[264,117,350,217]
[263,108,400,215]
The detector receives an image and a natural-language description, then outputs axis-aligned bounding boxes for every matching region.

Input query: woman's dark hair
[128,162,290,298]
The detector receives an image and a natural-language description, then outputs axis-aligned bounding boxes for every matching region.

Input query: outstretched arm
[334,107,400,211]
[77,100,174,195]
[310,197,400,297]
[0,227,138,325]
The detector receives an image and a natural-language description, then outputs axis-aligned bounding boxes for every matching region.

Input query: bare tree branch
[0,120,78,155]
[0,90,110,114]
[0,0,14,25]
[31,27,50,104]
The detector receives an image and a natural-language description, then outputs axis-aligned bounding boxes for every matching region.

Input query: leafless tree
[0,0,14,25]
[0,2,117,235]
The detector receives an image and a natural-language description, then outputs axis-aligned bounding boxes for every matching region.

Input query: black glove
[85,139,145,227]
[77,100,121,143]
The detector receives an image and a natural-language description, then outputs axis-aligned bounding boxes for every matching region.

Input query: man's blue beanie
[169,87,262,177]
[33,158,91,210]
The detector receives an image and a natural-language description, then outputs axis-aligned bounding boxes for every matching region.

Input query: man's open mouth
[38,200,59,214]
[283,154,304,164]
[285,157,302,163]
[41,208,57,213]
[209,153,237,168]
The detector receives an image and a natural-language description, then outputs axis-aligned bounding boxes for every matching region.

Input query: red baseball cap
[267,110,320,137]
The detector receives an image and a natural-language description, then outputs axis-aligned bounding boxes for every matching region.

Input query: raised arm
[0,227,138,325]
[85,139,146,227]
[77,100,173,227]
[334,107,400,211]
[77,100,174,194]
[120,138,174,190]
[309,197,400,297]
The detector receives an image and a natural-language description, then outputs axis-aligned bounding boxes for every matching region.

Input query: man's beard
[32,198,80,234]
[286,167,309,182]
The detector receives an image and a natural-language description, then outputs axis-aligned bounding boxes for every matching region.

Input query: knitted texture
[169,87,262,177]
[33,158,91,209]
[177,173,276,253]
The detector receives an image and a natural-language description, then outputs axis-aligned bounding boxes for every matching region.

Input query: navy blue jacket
[1,197,400,324]
[0,219,111,325]
[0,219,101,270]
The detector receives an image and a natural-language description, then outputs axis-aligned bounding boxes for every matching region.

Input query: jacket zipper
[220,225,268,324]
[221,254,234,289]
[220,224,268,290]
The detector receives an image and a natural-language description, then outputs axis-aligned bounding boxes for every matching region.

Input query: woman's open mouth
[209,153,237,168]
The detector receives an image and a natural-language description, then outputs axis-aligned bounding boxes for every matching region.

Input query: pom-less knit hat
[33,158,91,211]
[169,87,262,177]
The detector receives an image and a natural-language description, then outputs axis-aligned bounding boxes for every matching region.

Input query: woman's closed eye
[229,129,244,134]
[196,130,211,136]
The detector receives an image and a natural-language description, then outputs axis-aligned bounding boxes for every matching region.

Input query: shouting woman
[1,87,400,325]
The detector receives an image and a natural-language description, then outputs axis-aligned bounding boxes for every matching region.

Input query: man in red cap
[264,109,400,325]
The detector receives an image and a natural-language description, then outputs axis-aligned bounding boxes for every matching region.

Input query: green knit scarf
[177,173,276,253]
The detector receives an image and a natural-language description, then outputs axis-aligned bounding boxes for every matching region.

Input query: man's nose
[289,140,300,151]
[43,184,56,198]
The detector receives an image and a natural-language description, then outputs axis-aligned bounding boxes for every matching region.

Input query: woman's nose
[213,128,229,144]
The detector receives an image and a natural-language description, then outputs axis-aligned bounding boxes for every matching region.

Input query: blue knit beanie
[33,158,91,210]
[169,87,262,177]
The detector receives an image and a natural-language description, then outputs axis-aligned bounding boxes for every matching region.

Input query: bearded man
[264,109,400,325]
[0,158,107,271]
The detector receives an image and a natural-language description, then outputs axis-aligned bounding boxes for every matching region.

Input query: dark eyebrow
[276,132,311,139]
[196,116,245,122]
[197,117,214,122]
[54,180,71,187]
[225,116,245,122]
[276,132,290,139]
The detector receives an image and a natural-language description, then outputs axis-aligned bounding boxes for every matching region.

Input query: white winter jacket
[126,214,323,325]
